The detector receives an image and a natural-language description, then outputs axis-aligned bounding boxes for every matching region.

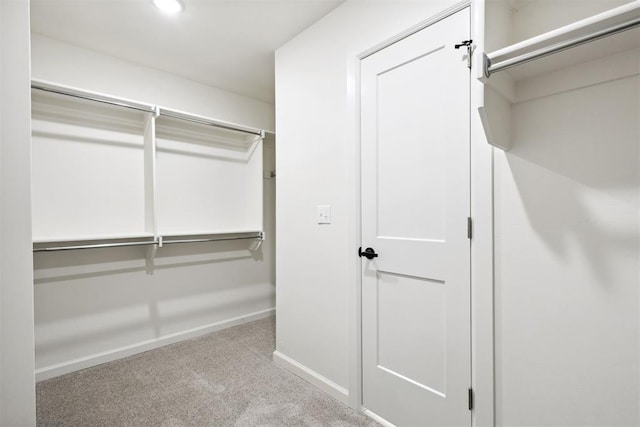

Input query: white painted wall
[494,73,639,426]
[274,0,462,403]
[0,0,36,425]
[31,36,276,379]
[31,35,274,132]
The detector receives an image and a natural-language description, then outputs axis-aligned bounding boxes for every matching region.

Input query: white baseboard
[36,308,275,382]
[362,409,396,427]
[272,350,349,405]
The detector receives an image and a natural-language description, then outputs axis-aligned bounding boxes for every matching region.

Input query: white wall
[31,35,274,132]
[487,1,640,425]
[274,0,462,403]
[0,0,36,425]
[31,36,276,379]
[494,73,639,425]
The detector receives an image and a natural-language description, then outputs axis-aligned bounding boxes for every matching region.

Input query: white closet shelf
[478,1,640,150]
[158,108,264,139]
[31,79,265,138]
[33,232,155,244]
[31,79,156,113]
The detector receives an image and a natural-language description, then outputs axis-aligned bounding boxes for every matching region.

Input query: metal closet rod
[31,82,155,114]
[31,80,265,137]
[485,17,640,76]
[161,234,263,245]
[33,233,264,252]
[159,109,264,137]
[33,240,157,252]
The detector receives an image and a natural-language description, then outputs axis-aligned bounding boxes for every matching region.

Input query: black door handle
[358,247,378,260]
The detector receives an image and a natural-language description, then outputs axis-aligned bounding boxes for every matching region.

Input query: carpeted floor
[37,316,379,426]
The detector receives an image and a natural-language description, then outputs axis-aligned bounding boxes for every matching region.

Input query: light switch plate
[317,205,331,224]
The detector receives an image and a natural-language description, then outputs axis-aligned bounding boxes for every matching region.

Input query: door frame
[346,1,495,425]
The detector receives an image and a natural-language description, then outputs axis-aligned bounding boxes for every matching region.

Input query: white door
[360,8,471,426]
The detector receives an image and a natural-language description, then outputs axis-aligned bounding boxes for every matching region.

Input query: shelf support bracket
[145,243,157,275]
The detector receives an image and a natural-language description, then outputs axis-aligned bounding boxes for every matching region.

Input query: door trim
[359,0,472,60]
[348,2,496,425]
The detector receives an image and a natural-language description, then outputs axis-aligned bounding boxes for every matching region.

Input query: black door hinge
[467,217,472,240]
[468,388,474,411]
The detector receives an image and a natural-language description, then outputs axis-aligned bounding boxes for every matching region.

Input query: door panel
[377,48,448,242]
[377,272,446,394]
[361,8,471,426]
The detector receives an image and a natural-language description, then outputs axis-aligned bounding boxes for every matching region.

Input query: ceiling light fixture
[153,0,183,14]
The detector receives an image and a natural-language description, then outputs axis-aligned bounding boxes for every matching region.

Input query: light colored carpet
[37,316,379,427]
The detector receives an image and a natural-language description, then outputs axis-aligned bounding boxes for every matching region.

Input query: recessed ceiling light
[153,0,183,14]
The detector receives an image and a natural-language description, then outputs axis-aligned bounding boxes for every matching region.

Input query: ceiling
[30,0,344,104]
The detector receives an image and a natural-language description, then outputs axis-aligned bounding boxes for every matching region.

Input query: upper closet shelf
[482,1,640,82]
[159,108,264,138]
[31,79,265,138]
[32,79,156,113]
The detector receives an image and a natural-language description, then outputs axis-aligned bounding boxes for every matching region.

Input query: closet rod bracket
[482,53,491,78]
